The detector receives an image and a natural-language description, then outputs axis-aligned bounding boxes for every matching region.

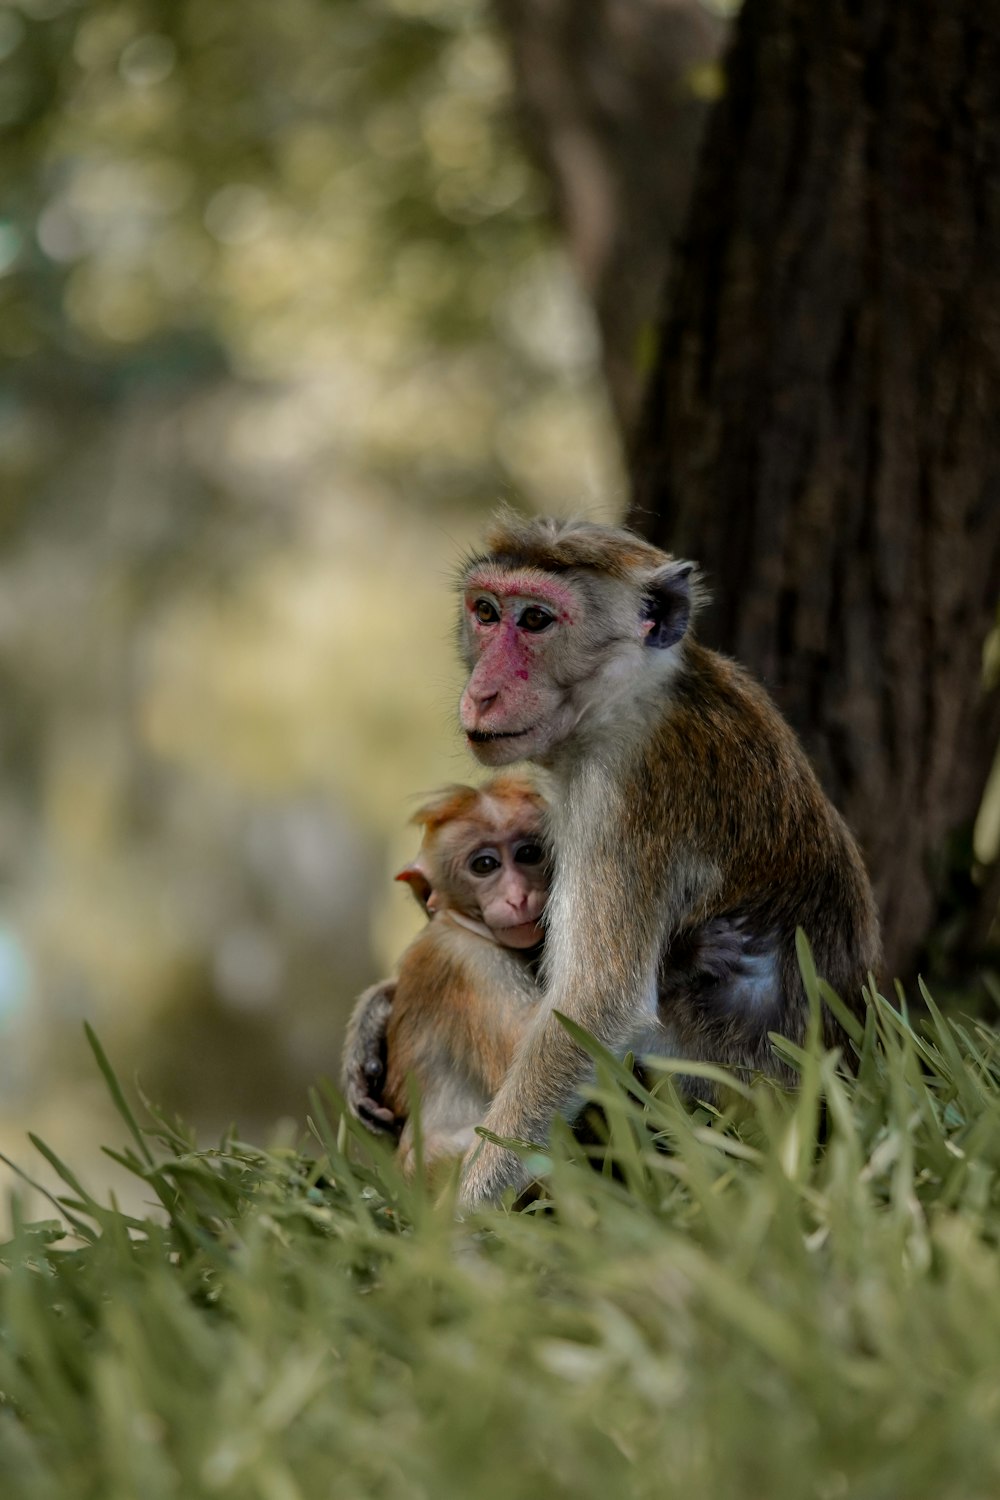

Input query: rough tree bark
[629,0,1000,978]
[495,0,726,439]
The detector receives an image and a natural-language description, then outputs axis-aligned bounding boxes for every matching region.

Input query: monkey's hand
[341,980,402,1137]
[460,1134,533,1209]
[693,915,753,980]
[661,915,760,999]
[459,1033,584,1207]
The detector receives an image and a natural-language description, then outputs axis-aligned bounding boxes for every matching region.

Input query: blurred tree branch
[495,0,727,439]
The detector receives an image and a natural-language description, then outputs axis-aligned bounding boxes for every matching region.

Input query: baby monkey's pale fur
[457,514,881,1206]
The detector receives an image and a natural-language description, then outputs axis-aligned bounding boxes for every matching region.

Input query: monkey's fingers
[459,1137,531,1209]
[356,1097,402,1136]
[695,915,757,980]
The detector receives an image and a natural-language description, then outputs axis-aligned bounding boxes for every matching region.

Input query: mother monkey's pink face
[458,562,584,766]
[457,523,696,768]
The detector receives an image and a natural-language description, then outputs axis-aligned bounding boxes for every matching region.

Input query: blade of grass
[84,1022,155,1167]
[0,1149,96,1242]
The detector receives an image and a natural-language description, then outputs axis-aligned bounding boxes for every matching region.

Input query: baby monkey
[342,775,549,1176]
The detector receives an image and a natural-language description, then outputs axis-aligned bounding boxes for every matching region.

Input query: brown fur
[456,516,882,1205]
[468,507,668,580]
[631,643,879,1069]
[384,919,540,1175]
[379,775,547,1176]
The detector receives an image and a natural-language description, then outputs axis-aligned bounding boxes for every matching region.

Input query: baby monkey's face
[397,776,550,948]
[453,819,549,948]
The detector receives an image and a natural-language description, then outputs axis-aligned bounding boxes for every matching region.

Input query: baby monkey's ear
[395,863,434,912]
[640,559,698,650]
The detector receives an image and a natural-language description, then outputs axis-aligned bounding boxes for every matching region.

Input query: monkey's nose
[460,681,500,733]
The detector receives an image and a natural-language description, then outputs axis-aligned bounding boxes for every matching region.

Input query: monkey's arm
[460,865,664,1206]
[341,980,403,1136]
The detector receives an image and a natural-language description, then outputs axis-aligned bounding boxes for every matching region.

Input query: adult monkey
[457,513,881,1207]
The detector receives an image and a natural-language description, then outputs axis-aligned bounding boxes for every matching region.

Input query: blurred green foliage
[0,0,623,1167]
[1,0,612,496]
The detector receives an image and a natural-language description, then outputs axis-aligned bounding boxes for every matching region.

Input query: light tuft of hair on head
[460,507,709,627]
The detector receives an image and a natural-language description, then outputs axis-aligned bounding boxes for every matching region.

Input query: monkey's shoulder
[622,642,874,901]
[634,644,825,812]
[392,916,537,1023]
[661,644,804,754]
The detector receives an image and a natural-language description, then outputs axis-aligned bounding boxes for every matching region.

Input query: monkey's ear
[640,560,695,649]
[395,864,433,911]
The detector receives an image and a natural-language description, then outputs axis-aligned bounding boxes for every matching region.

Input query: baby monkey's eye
[514,842,545,866]
[468,850,501,876]
[474,598,500,624]
[518,606,554,632]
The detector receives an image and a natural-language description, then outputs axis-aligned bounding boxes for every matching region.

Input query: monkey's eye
[518,606,554,633]
[473,598,500,625]
[468,850,501,876]
[514,842,545,866]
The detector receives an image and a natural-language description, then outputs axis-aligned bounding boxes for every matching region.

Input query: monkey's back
[640,642,881,1064]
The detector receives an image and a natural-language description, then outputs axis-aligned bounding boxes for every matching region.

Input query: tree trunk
[629,0,1000,979]
[495,0,726,440]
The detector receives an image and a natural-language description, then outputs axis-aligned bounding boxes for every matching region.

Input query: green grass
[3,957,1000,1500]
